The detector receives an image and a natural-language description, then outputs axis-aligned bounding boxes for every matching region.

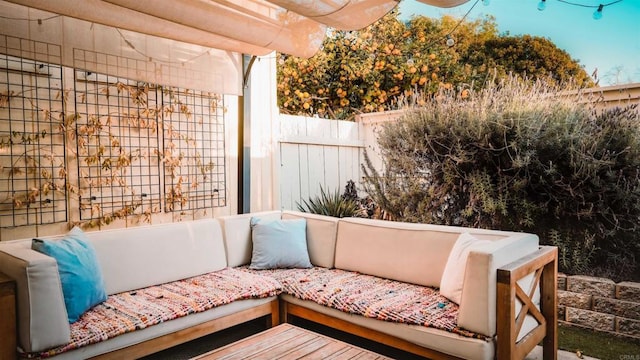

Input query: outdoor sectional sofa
[0,210,558,360]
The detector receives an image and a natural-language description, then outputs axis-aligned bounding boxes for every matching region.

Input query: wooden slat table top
[191,323,393,360]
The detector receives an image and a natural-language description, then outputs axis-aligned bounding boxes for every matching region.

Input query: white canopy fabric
[0,0,469,94]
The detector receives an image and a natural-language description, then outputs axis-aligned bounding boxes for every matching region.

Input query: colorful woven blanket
[22,268,281,359]
[241,267,486,340]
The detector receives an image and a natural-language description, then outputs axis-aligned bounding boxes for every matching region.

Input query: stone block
[557,273,567,291]
[616,317,640,337]
[558,290,591,309]
[558,305,566,321]
[567,275,615,298]
[593,297,640,320]
[565,307,615,331]
[616,282,640,302]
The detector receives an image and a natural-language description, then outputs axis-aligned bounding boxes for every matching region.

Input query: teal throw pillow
[249,217,312,269]
[32,227,107,323]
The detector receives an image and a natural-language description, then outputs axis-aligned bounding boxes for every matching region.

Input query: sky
[399,0,640,85]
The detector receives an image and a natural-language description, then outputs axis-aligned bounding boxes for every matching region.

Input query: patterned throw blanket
[241,267,487,340]
[22,268,281,359]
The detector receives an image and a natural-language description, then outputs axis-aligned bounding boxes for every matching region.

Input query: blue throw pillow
[249,217,312,269]
[32,227,107,323]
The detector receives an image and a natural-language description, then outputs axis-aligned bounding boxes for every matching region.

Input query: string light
[537,0,547,11]
[0,14,60,22]
[593,4,604,19]
[437,0,481,48]
[535,0,623,20]
[445,35,455,47]
[482,0,490,5]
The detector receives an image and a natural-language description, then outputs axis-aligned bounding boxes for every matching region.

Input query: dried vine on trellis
[0,89,68,214]
[2,71,224,229]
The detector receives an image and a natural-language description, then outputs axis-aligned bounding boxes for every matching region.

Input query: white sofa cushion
[282,211,339,268]
[334,218,460,287]
[86,219,227,295]
[0,242,71,353]
[457,233,539,336]
[217,211,282,267]
[440,233,492,304]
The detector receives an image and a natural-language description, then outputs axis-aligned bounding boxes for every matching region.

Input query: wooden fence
[278,115,364,210]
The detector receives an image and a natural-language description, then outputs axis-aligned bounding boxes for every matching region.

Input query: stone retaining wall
[558,274,640,340]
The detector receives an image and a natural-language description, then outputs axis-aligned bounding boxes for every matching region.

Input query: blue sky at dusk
[399,0,640,85]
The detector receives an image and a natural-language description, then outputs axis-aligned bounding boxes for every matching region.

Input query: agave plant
[297,185,362,218]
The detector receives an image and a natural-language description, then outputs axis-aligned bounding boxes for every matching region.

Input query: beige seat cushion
[217,211,282,267]
[282,211,339,268]
[334,217,460,287]
[283,295,494,360]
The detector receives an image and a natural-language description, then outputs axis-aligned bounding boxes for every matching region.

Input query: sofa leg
[541,256,558,360]
[0,273,17,360]
[279,299,289,323]
[269,299,280,327]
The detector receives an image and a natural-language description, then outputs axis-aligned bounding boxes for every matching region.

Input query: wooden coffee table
[192,323,392,359]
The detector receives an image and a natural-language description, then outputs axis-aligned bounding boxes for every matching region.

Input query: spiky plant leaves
[297,185,363,218]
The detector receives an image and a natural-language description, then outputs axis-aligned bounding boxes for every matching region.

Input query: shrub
[297,184,363,218]
[362,77,640,280]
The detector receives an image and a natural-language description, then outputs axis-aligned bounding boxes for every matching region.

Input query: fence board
[278,115,365,210]
[298,144,311,209]
[324,146,341,192]
[279,143,301,210]
[306,145,326,200]
[338,147,361,192]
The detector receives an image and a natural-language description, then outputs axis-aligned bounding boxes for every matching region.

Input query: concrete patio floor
[526,346,599,360]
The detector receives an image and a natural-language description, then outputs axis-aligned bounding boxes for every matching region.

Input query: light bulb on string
[482,0,490,5]
[537,0,546,11]
[445,35,455,47]
[593,4,604,20]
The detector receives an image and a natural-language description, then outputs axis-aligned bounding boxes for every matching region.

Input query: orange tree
[277,11,592,120]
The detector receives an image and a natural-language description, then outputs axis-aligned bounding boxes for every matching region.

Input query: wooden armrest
[0,272,17,360]
[496,246,558,360]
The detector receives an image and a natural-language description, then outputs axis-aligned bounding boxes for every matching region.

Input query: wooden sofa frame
[0,246,557,360]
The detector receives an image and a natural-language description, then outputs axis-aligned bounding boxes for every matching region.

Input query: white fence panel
[279,143,301,211]
[279,115,364,210]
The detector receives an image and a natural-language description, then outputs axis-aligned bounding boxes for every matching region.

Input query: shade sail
[0,0,469,94]
[416,0,470,7]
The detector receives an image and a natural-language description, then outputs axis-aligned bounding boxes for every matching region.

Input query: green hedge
[363,78,640,280]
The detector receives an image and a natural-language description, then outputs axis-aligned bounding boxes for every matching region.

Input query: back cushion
[335,218,460,287]
[86,219,226,295]
[217,211,282,267]
[282,211,339,268]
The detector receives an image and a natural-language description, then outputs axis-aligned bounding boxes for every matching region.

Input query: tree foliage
[461,35,592,86]
[277,11,593,120]
[362,78,640,279]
